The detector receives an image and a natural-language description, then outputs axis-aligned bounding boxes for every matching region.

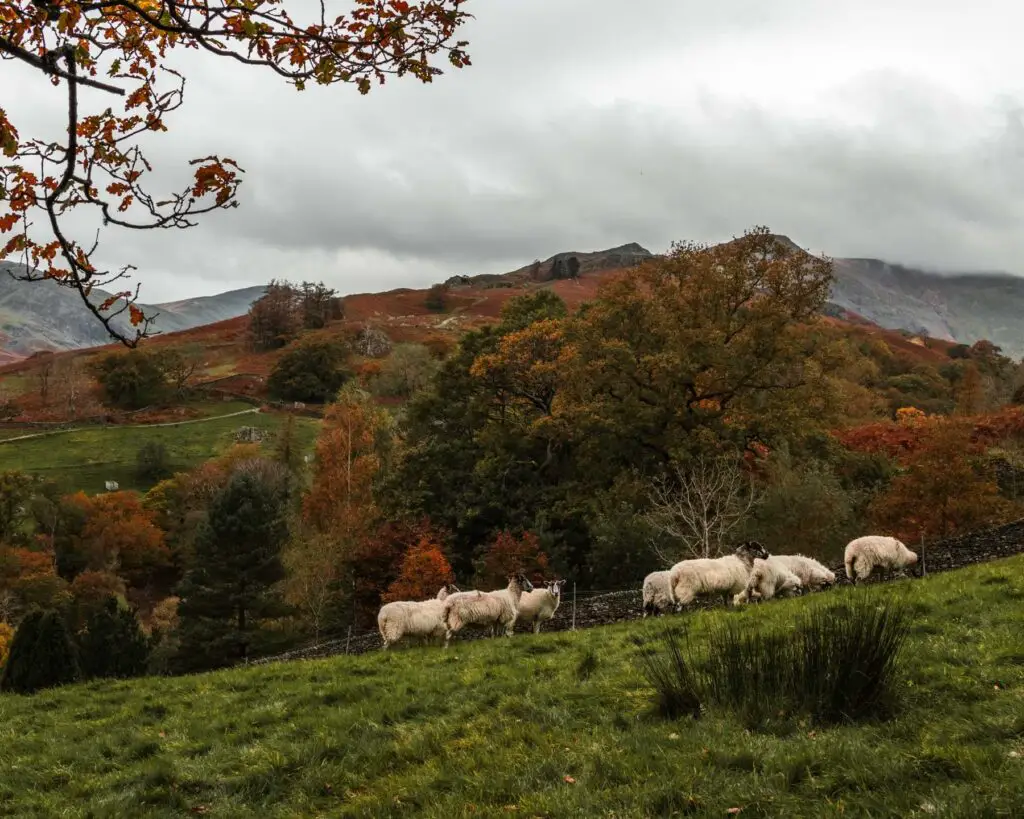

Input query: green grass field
[0,402,320,494]
[1,557,1023,818]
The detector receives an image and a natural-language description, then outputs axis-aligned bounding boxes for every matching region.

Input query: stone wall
[251,519,1024,666]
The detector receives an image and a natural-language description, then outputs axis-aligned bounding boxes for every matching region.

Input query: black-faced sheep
[844,535,918,583]
[668,541,771,608]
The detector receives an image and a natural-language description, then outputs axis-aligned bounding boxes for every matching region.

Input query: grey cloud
[5,0,1024,303]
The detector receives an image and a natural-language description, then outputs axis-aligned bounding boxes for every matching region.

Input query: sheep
[513,579,566,634]
[734,557,804,604]
[771,554,836,592]
[377,585,458,650]
[642,570,677,617]
[844,535,918,583]
[442,572,534,647]
[668,540,771,609]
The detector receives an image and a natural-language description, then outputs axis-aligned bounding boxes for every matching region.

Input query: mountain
[0,262,265,355]
[827,258,1024,358]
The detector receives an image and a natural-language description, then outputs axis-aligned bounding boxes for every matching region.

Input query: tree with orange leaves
[0,1,473,345]
[382,536,454,603]
[474,530,549,589]
[302,383,394,542]
[868,417,1013,542]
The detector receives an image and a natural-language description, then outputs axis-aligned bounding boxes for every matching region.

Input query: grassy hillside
[0,402,320,494]
[1,556,1022,817]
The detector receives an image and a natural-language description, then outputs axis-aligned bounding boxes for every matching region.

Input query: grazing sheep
[377,585,457,650]
[513,579,566,634]
[844,535,919,583]
[668,541,771,608]
[642,570,676,617]
[772,554,836,592]
[734,557,804,604]
[442,573,534,647]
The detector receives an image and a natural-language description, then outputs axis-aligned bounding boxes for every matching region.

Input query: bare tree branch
[643,451,762,562]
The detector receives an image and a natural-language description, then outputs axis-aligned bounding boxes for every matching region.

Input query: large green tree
[173,462,291,672]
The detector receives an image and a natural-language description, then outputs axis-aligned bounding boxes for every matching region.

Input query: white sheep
[442,573,534,647]
[513,579,566,634]
[668,541,771,608]
[734,557,804,604]
[377,585,457,650]
[642,570,676,617]
[844,535,918,583]
[771,554,836,592]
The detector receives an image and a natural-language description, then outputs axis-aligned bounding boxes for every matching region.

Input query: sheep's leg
[533,621,542,635]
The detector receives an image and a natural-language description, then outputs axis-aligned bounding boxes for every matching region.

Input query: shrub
[136,441,172,482]
[78,596,151,680]
[0,622,13,668]
[634,628,702,720]
[638,594,911,728]
[424,283,449,312]
[267,338,350,403]
[0,609,80,694]
[91,351,169,410]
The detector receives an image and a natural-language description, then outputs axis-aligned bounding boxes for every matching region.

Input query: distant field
[0,557,1022,817]
[0,401,320,494]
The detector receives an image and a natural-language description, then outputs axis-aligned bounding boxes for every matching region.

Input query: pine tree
[173,466,292,672]
[78,596,151,680]
[1,609,80,694]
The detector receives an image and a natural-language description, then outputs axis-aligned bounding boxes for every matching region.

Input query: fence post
[345,626,352,655]
[571,583,577,632]
[920,534,927,578]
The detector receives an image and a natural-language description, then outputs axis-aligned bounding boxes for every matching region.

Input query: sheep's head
[545,579,566,598]
[509,572,534,593]
[735,540,770,565]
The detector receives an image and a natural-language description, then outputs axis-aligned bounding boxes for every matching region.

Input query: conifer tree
[78,597,151,680]
[1,609,80,694]
[173,466,291,672]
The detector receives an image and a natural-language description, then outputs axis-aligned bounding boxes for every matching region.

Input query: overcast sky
[6,0,1024,302]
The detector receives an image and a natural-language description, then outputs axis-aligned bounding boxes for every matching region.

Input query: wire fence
[250,518,1024,668]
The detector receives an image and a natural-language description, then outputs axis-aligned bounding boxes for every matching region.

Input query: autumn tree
[0,470,41,546]
[1,1,473,346]
[303,384,394,541]
[425,283,449,311]
[248,280,302,351]
[474,530,549,589]
[368,343,440,399]
[160,345,203,397]
[174,463,291,671]
[34,351,56,406]
[868,418,1012,542]
[299,281,341,330]
[383,536,454,603]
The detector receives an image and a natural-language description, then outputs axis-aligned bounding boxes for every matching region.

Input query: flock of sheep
[376,535,920,649]
[642,535,919,616]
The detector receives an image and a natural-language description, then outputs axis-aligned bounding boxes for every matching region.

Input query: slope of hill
[0,262,265,355]
[829,258,1024,358]
[1,556,1022,816]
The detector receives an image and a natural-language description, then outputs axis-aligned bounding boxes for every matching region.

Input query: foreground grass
[2,558,1024,818]
[0,402,320,493]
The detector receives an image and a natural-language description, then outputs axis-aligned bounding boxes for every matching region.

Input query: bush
[267,338,350,403]
[0,609,80,694]
[91,351,169,410]
[638,594,911,728]
[424,283,449,312]
[78,596,151,680]
[634,628,702,720]
[136,441,172,482]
